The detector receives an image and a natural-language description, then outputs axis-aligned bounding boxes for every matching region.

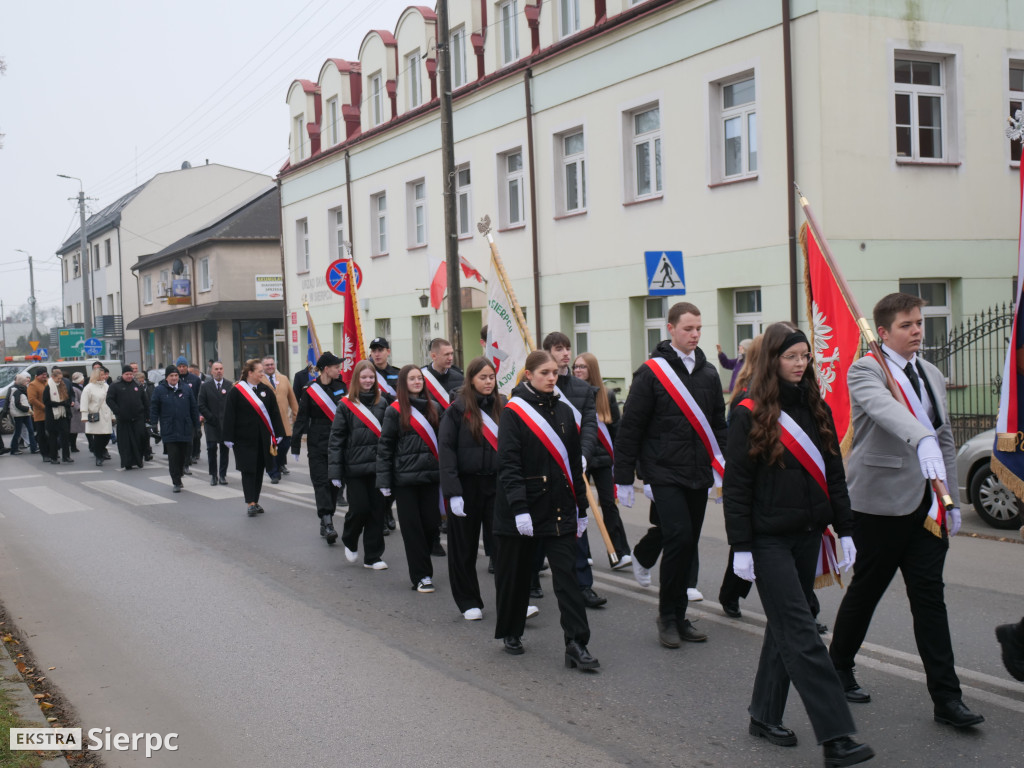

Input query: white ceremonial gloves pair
[515,513,534,536]
[331,479,342,488]
[917,435,946,481]
[948,508,962,537]
[380,487,392,497]
[733,551,755,582]
[837,536,857,572]
[617,484,635,507]
[577,515,588,539]
[449,496,466,518]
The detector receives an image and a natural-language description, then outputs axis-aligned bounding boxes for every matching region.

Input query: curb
[0,640,71,768]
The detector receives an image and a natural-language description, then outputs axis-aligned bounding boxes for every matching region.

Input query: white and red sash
[507,396,575,498]
[421,366,451,409]
[376,369,396,397]
[237,381,277,453]
[553,383,614,460]
[342,397,382,437]
[865,351,946,535]
[479,410,499,451]
[392,401,438,459]
[307,381,338,421]
[645,358,726,488]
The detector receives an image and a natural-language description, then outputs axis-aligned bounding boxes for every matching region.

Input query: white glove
[380,487,392,497]
[576,515,588,538]
[947,507,962,537]
[643,484,654,501]
[916,435,946,481]
[733,551,756,582]
[581,456,588,473]
[331,479,342,488]
[515,513,534,536]
[275,436,284,445]
[617,484,635,507]
[449,496,466,518]
[223,441,234,448]
[838,536,857,572]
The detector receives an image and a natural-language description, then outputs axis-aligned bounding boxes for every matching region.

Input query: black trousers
[191,424,202,458]
[90,433,110,461]
[394,483,441,586]
[494,532,590,646]
[719,546,754,603]
[205,427,230,478]
[447,474,495,612]
[829,498,962,704]
[165,441,190,486]
[238,447,266,504]
[32,420,49,459]
[268,435,291,477]
[342,474,386,564]
[47,418,71,461]
[586,465,631,558]
[751,531,856,743]
[634,500,702,588]
[308,442,336,518]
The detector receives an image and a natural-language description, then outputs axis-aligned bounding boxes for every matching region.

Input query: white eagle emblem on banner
[812,300,840,397]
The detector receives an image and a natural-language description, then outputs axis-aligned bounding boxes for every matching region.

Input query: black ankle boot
[321,515,338,545]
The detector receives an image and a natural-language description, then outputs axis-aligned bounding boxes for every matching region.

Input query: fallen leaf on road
[15,661,27,674]
[48,667,55,670]
[33,693,47,699]
[40,701,54,709]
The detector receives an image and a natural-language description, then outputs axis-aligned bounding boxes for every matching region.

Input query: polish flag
[429,257,446,310]
[459,255,484,283]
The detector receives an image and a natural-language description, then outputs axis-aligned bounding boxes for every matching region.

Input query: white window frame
[328,206,345,261]
[407,179,428,247]
[198,257,211,292]
[573,302,590,353]
[557,128,587,214]
[1010,56,1024,167]
[898,279,952,367]
[890,44,961,164]
[707,69,757,182]
[297,218,310,273]
[370,73,384,127]
[733,287,762,351]
[327,97,339,146]
[293,113,305,161]
[499,148,525,228]
[371,192,388,256]
[451,26,468,89]
[643,297,666,356]
[456,164,472,237]
[498,0,519,67]
[626,102,662,202]
[93,244,100,270]
[143,275,153,305]
[105,239,112,266]
[406,50,422,110]
[559,0,581,38]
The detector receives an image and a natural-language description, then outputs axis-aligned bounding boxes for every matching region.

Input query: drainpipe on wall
[783,0,798,323]
[276,177,288,376]
[524,68,541,346]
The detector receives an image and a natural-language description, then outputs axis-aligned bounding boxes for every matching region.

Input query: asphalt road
[1,447,1022,767]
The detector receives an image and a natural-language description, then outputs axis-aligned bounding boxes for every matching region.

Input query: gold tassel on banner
[814,571,835,590]
[992,452,1024,501]
[997,432,1020,452]
[923,514,943,538]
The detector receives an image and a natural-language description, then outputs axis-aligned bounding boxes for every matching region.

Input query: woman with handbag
[81,367,114,466]
[43,367,73,464]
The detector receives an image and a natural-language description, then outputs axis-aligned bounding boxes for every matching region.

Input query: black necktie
[903,362,922,400]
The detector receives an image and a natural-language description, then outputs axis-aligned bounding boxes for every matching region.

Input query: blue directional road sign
[83,338,103,357]
[644,251,686,296]
[38,348,49,360]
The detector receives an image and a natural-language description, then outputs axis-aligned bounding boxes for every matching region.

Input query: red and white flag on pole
[486,258,530,395]
[341,260,365,387]
[428,256,485,311]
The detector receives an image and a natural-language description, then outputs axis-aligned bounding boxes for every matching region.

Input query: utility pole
[437,0,463,367]
[14,249,41,344]
[58,174,93,338]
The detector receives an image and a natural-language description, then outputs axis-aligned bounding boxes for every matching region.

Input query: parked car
[956,428,1023,529]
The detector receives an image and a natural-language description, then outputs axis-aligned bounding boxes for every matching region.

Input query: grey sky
[0,0,410,318]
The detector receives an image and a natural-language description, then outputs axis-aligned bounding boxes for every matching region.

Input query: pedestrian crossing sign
[644,251,686,296]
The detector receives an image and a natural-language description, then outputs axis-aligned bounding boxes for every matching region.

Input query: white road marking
[150,476,243,499]
[9,486,91,514]
[82,480,175,506]
[56,470,104,475]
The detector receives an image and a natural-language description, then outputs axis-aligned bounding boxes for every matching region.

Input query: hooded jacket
[375,396,441,487]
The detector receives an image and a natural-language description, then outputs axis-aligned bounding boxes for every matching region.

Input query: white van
[0,358,122,432]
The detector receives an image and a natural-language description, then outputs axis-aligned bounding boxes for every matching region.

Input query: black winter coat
[554,372,598,463]
[587,387,621,470]
[438,392,505,497]
[107,378,149,423]
[42,382,72,425]
[493,383,587,538]
[221,382,285,470]
[376,397,440,488]
[421,364,464,406]
[149,381,200,443]
[723,381,854,550]
[614,342,727,489]
[327,390,391,481]
[197,378,233,442]
[291,377,346,458]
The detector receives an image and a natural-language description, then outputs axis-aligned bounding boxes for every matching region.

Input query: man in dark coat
[176,356,203,464]
[151,365,200,492]
[106,365,149,470]
[198,361,232,486]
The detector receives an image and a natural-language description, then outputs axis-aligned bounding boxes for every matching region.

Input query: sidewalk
[1,632,71,768]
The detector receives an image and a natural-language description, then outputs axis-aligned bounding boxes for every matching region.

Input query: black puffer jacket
[327,390,391,480]
[614,342,727,489]
[375,396,440,487]
[494,383,588,538]
[555,372,598,463]
[291,377,346,458]
[587,387,621,470]
[421,364,464,406]
[438,391,505,497]
[723,381,853,550]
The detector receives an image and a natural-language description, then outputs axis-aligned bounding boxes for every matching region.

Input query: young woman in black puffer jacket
[329,360,392,569]
[376,364,442,593]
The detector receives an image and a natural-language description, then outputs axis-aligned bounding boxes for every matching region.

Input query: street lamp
[57,173,93,338]
[13,249,41,344]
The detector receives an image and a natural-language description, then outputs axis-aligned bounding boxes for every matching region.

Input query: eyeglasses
[780,353,812,362]
[572,364,588,370]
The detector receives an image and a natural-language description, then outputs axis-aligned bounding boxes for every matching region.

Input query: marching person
[27,367,51,463]
[198,361,232,486]
[43,367,73,464]
[262,356,299,483]
[572,351,632,570]
[421,337,463,556]
[439,356,504,620]
[8,373,38,456]
[68,372,85,453]
[828,293,984,728]
[222,358,285,516]
[80,367,113,466]
[493,350,597,669]
[107,365,149,470]
[615,301,727,648]
[150,365,200,492]
[328,359,391,568]
[724,322,874,766]
[175,356,203,469]
[370,336,401,534]
[133,371,155,461]
[292,352,346,540]
[376,364,442,593]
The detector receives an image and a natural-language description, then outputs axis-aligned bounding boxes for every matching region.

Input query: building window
[376,318,391,342]
[712,74,757,179]
[573,302,590,353]
[372,192,388,255]
[1011,60,1023,165]
[456,165,472,237]
[327,97,339,146]
[408,180,427,247]
[414,314,432,363]
[297,218,310,273]
[143,275,153,305]
[293,114,305,160]
[560,130,587,213]
[329,206,345,261]
[451,27,467,89]
[93,244,100,270]
[62,259,68,283]
[644,297,666,356]
[104,239,112,266]
[498,0,519,66]
[894,55,949,161]
[406,51,422,110]
[370,73,384,126]
[733,288,762,351]
[73,253,80,278]
[898,280,951,369]
[500,149,525,227]
[559,0,581,38]
[630,104,662,200]
[199,257,211,292]
[160,269,170,297]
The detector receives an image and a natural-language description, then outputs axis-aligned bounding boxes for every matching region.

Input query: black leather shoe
[836,668,871,703]
[581,587,607,608]
[254,504,265,514]
[748,717,797,747]
[529,587,544,599]
[172,485,182,493]
[182,466,192,475]
[247,504,259,517]
[996,623,1024,681]
[823,736,875,767]
[219,476,228,485]
[564,640,600,670]
[656,616,681,648]
[431,540,446,557]
[62,458,74,463]
[279,466,290,475]
[321,515,338,545]
[270,476,280,484]
[933,699,984,728]
[503,636,524,655]
[210,476,218,486]
[385,515,396,531]
[679,619,707,643]
[96,458,104,467]
[721,598,742,619]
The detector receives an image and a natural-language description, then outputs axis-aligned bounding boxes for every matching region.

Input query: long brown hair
[574,352,611,424]
[728,334,764,409]
[347,360,380,405]
[461,356,502,443]
[746,322,835,465]
[396,364,438,431]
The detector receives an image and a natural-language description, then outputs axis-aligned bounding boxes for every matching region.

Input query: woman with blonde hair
[81,367,114,466]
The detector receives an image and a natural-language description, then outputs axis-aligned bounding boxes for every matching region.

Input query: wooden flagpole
[303,297,322,361]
